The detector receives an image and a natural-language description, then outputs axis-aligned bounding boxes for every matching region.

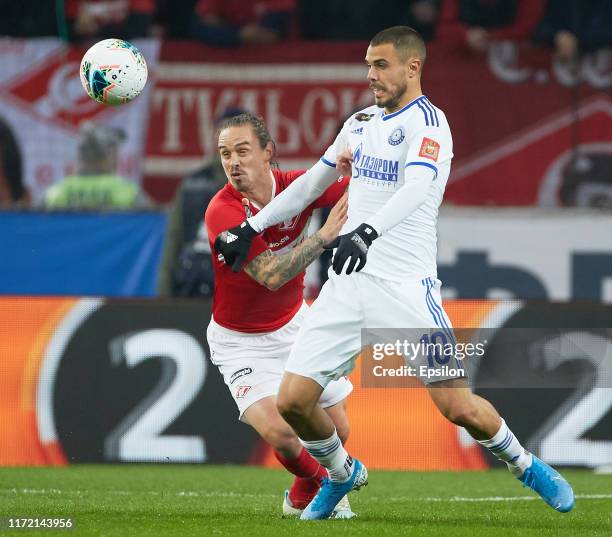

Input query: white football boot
[282,490,303,517]
[330,495,357,519]
[282,490,356,518]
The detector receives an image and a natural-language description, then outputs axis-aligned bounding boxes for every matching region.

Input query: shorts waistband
[209,301,308,338]
[208,317,274,338]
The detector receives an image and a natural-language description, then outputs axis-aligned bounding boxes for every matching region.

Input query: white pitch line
[1,489,611,503]
[0,488,275,499]
[373,494,612,503]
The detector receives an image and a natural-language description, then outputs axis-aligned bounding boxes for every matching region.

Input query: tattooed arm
[243,192,348,291]
[244,232,327,291]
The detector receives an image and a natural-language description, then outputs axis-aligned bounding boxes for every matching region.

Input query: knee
[276,394,311,423]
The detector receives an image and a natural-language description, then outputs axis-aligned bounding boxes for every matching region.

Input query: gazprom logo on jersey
[352,143,399,182]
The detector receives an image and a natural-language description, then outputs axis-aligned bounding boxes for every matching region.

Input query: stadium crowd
[0,0,610,57]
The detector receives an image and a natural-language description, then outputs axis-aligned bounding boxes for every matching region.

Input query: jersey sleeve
[364,114,453,236]
[403,118,453,180]
[320,118,351,169]
[205,199,269,265]
[313,175,349,208]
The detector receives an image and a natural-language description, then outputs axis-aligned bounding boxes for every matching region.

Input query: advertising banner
[0,211,166,296]
[438,207,612,302]
[1,297,610,470]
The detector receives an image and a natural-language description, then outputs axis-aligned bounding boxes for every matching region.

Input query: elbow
[263,276,284,291]
[251,272,283,291]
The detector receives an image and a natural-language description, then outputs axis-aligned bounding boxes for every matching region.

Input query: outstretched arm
[329,165,435,275]
[244,233,327,291]
[365,163,435,235]
[244,192,348,289]
[331,123,452,275]
[247,158,341,232]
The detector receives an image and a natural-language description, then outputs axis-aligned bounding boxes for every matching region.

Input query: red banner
[146,41,612,205]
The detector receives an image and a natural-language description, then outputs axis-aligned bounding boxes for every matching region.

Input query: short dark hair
[370,26,426,65]
[218,112,278,167]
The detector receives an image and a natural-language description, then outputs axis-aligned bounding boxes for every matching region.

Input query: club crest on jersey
[388,126,405,146]
[352,143,398,182]
[278,212,302,230]
[419,137,440,161]
[354,113,375,122]
[236,385,251,398]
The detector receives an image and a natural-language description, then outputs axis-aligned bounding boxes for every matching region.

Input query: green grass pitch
[0,465,610,536]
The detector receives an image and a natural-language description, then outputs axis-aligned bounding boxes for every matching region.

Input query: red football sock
[287,477,320,509]
[274,448,328,509]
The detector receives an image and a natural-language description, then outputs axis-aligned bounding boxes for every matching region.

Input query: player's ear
[407,57,422,78]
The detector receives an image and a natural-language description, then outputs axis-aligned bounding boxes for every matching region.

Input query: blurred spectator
[154,0,199,37]
[437,0,546,53]
[157,107,247,297]
[402,1,441,41]
[44,123,147,209]
[533,0,612,64]
[299,1,439,41]
[0,117,29,206]
[65,0,154,42]
[0,0,57,37]
[299,0,387,40]
[190,0,295,47]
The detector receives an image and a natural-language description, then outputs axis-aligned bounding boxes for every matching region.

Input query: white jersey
[321,95,453,282]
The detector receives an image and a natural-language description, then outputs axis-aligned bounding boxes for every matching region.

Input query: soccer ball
[80,39,148,106]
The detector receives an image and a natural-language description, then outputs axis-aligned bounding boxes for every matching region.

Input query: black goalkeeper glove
[331,223,379,275]
[214,220,259,272]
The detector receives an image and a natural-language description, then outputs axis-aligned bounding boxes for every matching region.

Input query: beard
[374,82,408,111]
[228,171,249,192]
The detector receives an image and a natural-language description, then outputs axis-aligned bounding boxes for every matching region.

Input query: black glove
[214,220,259,272]
[331,223,379,275]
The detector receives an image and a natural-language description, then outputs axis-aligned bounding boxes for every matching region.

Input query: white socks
[301,429,354,482]
[478,418,533,476]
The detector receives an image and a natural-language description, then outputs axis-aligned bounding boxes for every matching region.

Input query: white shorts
[206,303,353,420]
[285,273,465,387]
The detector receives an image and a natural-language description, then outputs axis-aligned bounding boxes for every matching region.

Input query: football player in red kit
[205,113,354,517]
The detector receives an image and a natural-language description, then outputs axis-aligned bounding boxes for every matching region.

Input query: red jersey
[206,169,348,333]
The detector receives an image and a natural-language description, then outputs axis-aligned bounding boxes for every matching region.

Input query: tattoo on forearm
[244,232,326,290]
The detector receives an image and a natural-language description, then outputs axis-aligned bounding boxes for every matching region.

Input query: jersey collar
[250,170,276,211]
[381,95,425,121]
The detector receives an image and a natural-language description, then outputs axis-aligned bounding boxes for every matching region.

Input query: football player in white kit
[215,26,575,520]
